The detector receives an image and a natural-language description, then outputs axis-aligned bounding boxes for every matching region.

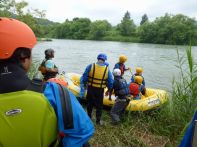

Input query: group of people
[0,17,146,147]
[37,37,146,126]
[38,47,146,125]
[78,53,146,125]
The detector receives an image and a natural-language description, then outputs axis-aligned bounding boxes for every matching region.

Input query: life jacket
[129,82,140,97]
[114,77,130,97]
[114,63,125,75]
[119,63,125,75]
[39,59,58,80]
[88,63,108,88]
[0,79,58,147]
[44,82,94,147]
[38,59,47,74]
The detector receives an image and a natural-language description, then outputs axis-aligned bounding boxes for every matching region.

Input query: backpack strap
[57,84,74,129]
[26,78,44,93]
[54,84,74,146]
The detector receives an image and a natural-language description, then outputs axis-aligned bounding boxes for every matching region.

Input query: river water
[32,39,197,92]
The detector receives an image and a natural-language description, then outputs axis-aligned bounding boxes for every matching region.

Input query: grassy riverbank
[88,46,197,146]
[29,46,197,146]
[37,38,52,41]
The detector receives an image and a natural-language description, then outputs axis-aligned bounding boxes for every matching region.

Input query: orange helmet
[48,78,68,87]
[136,67,143,74]
[134,76,143,84]
[119,55,127,63]
[0,17,37,59]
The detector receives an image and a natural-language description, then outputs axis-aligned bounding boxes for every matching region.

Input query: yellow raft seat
[64,73,168,111]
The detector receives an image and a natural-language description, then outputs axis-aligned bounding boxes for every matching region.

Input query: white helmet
[113,68,121,76]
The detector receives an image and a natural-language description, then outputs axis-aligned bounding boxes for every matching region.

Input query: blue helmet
[97,53,107,61]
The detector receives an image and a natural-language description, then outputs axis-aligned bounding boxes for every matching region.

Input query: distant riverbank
[37,38,52,41]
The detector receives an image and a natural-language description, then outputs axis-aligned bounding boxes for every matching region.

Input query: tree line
[1,0,197,45]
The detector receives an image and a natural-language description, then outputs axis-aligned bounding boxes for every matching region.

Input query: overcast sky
[17,0,197,25]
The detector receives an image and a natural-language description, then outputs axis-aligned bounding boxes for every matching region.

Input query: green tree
[33,9,46,18]
[0,0,47,37]
[14,0,28,16]
[70,18,91,39]
[118,11,136,36]
[88,20,112,40]
[0,0,15,17]
[54,18,91,39]
[138,14,197,45]
[140,14,148,25]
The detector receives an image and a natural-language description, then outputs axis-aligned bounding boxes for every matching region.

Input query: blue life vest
[113,77,130,97]
[44,82,94,147]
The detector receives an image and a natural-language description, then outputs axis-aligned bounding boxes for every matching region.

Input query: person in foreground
[114,54,131,76]
[129,76,146,100]
[81,53,113,125]
[39,48,58,81]
[0,17,94,147]
[108,69,130,125]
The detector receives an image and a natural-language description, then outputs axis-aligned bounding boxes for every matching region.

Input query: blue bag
[179,110,197,147]
[44,82,94,147]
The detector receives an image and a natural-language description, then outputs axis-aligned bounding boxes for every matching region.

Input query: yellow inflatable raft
[64,73,168,111]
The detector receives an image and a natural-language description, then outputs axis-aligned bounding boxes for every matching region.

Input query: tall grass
[27,60,42,79]
[138,46,197,146]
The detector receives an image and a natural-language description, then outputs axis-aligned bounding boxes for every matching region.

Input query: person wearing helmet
[38,48,58,81]
[0,18,94,147]
[129,76,146,100]
[131,67,145,86]
[107,68,130,125]
[78,56,109,98]
[114,54,131,76]
[81,53,113,125]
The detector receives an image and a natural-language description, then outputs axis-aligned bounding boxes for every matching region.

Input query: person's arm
[140,85,146,95]
[114,63,119,69]
[107,70,114,90]
[78,77,86,98]
[142,76,145,86]
[124,64,131,71]
[105,82,114,100]
[131,75,135,82]
[81,64,92,85]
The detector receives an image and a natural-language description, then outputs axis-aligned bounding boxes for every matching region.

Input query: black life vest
[113,77,130,97]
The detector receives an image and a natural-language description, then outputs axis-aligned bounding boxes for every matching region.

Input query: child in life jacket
[131,67,145,86]
[114,55,131,76]
[108,69,130,125]
[129,76,146,100]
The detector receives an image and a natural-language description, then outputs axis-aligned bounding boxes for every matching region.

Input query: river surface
[32,39,197,92]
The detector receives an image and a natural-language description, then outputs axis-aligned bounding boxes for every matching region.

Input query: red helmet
[48,78,68,87]
[0,17,37,59]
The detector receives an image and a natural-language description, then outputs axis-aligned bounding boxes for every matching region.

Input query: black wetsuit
[0,63,30,93]
[0,63,43,94]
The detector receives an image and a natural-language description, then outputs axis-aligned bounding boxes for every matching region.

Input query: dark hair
[0,48,31,64]
[45,49,54,60]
